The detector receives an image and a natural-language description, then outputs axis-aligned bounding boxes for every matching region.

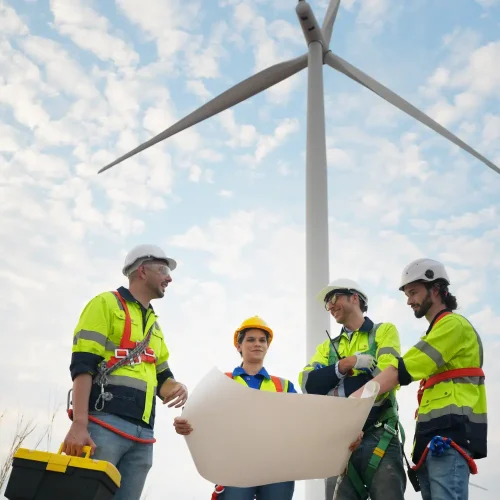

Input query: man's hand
[353,354,377,374]
[349,432,363,452]
[338,355,356,375]
[62,421,96,457]
[161,380,188,408]
[173,417,193,436]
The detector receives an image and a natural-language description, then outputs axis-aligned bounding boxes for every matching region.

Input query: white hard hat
[399,258,450,291]
[316,278,368,305]
[122,244,177,277]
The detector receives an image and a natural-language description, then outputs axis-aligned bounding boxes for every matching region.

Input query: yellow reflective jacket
[394,310,487,463]
[70,286,173,428]
[299,317,401,428]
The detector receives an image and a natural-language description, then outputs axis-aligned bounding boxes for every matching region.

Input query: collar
[341,316,374,336]
[425,309,452,335]
[117,286,155,312]
[232,366,271,380]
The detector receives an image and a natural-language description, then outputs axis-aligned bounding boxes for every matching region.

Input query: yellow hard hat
[233,316,274,347]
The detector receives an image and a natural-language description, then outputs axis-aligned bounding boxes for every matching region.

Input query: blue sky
[1,0,499,498]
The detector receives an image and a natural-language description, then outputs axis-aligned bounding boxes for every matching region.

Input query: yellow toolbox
[4,444,121,500]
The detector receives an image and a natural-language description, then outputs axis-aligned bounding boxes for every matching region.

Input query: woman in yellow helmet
[174,316,297,499]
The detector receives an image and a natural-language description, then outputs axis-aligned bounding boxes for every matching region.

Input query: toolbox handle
[57,443,92,459]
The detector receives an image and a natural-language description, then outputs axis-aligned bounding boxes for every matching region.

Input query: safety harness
[211,373,284,499]
[408,310,485,475]
[329,324,413,498]
[67,290,157,444]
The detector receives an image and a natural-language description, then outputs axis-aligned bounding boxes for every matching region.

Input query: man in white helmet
[299,278,406,500]
[351,258,487,500]
[63,244,188,500]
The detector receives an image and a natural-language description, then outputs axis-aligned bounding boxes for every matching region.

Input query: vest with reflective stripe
[225,372,288,392]
[72,291,169,426]
[402,311,487,463]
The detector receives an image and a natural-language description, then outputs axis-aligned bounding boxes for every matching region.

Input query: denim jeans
[416,446,471,500]
[87,412,154,500]
[220,481,295,499]
[327,426,406,500]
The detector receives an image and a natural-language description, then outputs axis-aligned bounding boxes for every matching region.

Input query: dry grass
[0,408,57,495]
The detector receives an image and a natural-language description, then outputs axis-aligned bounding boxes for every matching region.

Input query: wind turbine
[99,0,498,494]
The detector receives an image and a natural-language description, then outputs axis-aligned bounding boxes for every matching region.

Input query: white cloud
[255,118,299,162]
[50,0,139,67]
[187,80,212,101]
[0,1,28,36]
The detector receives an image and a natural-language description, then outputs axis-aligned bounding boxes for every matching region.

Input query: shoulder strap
[111,291,134,349]
[368,323,382,349]
[270,375,284,392]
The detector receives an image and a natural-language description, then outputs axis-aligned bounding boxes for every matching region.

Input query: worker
[62,244,189,500]
[173,316,297,499]
[351,258,487,500]
[299,278,406,500]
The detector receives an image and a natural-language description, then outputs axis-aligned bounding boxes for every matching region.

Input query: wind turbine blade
[322,0,341,46]
[325,51,500,176]
[99,54,308,173]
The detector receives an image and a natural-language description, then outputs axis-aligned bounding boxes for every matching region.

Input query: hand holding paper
[178,367,379,487]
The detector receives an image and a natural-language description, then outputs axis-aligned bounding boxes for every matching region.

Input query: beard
[413,290,433,318]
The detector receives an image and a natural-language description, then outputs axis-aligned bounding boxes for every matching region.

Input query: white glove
[353,354,377,373]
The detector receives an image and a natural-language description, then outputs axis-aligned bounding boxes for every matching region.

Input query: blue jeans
[87,412,154,500]
[220,481,295,499]
[330,426,406,500]
[416,446,471,500]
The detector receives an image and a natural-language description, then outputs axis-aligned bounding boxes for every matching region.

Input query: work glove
[353,354,377,374]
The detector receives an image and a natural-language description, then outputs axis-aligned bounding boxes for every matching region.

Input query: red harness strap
[412,436,478,474]
[67,409,156,444]
[212,372,285,497]
[106,291,156,368]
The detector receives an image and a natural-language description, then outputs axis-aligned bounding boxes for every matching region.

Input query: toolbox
[4,444,121,500]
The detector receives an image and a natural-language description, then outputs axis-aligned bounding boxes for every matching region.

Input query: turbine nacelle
[296,1,328,49]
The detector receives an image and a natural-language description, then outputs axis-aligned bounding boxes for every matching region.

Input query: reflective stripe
[156,361,170,374]
[438,376,484,386]
[74,330,107,346]
[377,347,399,358]
[106,375,147,392]
[418,404,487,424]
[372,366,382,376]
[414,340,445,368]
[105,340,118,351]
[469,322,484,366]
[111,293,124,311]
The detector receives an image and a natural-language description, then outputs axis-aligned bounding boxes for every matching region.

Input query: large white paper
[180,367,379,487]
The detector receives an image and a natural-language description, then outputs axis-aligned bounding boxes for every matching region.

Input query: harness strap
[415,366,485,419]
[412,436,478,474]
[211,485,225,499]
[106,291,156,369]
[67,408,156,444]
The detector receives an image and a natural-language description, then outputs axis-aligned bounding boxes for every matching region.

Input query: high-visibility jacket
[299,317,401,428]
[394,309,487,463]
[70,286,173,428]
[228,366,297,393]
